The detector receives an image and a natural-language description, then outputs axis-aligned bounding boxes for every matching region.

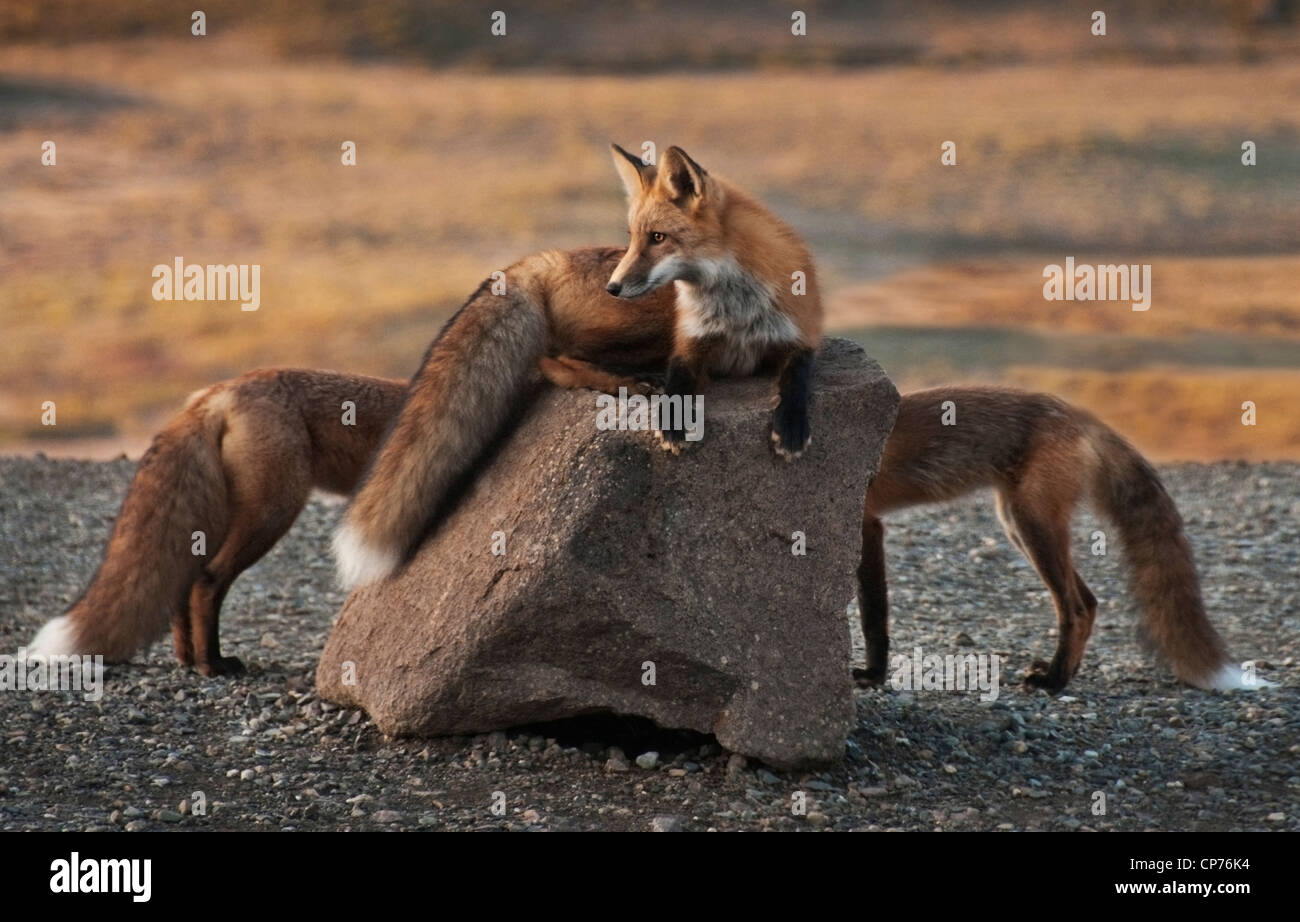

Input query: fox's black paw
[654,425,689,455]
[1022,659,1067,693]
[852,666,886,688]
[770,409,811,460]
[200,655,246,678]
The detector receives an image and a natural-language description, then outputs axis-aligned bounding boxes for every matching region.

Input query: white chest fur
[674,260,799,377]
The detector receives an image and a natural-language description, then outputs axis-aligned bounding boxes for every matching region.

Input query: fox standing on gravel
[334,144,824,588]
[856,386,1271,693]
[28,370,406,676]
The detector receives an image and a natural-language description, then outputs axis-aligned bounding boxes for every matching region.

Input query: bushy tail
[1089,427,1269,690]
[333,278,548,588]
[28,392,231,661]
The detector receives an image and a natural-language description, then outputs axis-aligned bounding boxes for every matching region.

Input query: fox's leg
[770,347,815,460]
[853,503,890,686]
[538,355,652,396]
[1002,495,1091,692]
[188,417,312,677]
[171,602,195,667]
[995,491,1026,555]
[189,492,307,676]
[1074,572,1099,657]
[656,337,718,454]
[188,574,240,677]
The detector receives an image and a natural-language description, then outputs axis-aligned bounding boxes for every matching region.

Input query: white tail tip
[333,522,401,590]
[1194,662,1277,691]
[28,615,80,657]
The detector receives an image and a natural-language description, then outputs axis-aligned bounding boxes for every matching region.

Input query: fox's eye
[650,232,666,244]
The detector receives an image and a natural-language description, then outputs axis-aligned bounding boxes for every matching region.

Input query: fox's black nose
[605,281,622,296]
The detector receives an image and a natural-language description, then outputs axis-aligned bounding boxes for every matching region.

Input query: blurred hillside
[1,1,1299,460]
[4,1,1299,68]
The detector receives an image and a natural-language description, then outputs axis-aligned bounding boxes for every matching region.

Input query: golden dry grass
[2,36,1298,458]
[829,257,1300,338]
[998,367,1300,462]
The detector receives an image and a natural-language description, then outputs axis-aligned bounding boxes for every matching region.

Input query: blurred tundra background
[2,0,1298,459]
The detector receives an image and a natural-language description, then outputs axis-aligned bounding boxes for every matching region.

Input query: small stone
[651,815,683,832]
[635,751,660,770]
[372,810,403,824]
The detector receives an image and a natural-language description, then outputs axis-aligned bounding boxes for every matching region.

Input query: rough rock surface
[316,338,899,768]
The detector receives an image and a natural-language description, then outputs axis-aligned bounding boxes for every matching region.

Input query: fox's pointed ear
[610,143,653,198]
[658,146,707,204]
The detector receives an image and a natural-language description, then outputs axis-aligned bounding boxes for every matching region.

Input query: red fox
[857,386,1272,692]
[334,145,823,588]
[605,144,823,456]
[27,370,407,676]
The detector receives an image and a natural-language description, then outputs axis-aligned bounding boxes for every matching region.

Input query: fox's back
[217,369,406,494]
[872,386,1086,511]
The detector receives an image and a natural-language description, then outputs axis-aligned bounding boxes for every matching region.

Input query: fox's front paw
[198,655,246,678]
[1022,658,1067,694]
[770,409,811,460]
[852,666,886,688]
[653,426,689,455]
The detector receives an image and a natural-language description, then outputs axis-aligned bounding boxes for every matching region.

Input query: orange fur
[606,144,823,456]
[857,386,1236,692]
[30,370,406,674]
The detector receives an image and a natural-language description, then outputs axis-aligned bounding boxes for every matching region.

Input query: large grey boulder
[316,338,898,769]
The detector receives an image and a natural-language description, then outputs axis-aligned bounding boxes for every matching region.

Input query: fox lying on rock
[333,144,825,590]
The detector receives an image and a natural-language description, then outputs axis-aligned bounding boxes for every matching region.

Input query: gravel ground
[1,455,1296,832]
